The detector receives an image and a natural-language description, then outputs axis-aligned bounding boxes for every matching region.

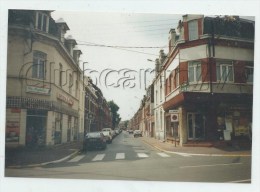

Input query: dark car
[83,132,107,151]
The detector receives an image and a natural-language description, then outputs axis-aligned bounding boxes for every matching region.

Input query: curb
[142,139,251,157]
[6,150,80,169]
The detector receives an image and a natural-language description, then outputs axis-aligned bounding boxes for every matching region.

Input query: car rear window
[87,132,101,138]
[102,128,112,131]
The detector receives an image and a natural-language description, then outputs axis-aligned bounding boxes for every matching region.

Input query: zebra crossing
[67,151,173,163]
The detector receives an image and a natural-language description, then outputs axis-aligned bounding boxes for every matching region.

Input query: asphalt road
[5,131,251,183]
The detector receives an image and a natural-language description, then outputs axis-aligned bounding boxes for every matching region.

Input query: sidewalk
[5,141,83,168]
[141,137,251,157]
[5,136,251,168]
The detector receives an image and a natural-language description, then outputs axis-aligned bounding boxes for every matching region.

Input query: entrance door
[26,110,47,146]
[187,113,205,140]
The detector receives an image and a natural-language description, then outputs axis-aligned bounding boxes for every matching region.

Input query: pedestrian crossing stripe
[67,152,190,163]
[157,153,170,157]
[115,153,125,160]
[92,154,105,161]
[68,155,85,162]
[137,153,149,158]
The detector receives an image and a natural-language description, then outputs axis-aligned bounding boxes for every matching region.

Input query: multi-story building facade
[84,77,112,134]
[6,10,85,147]
[163,15,254,146]
[6,10,112,148]
[84,77,98,134]
[154,50,167,141]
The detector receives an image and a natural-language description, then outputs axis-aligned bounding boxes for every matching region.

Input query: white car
[102,128,113,143]
[133,130,142,137]
[102,131,113,143]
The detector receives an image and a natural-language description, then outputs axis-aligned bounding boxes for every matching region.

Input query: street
[5,131,251,183]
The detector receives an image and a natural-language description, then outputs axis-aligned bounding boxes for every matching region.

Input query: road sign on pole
[170,113,179,122]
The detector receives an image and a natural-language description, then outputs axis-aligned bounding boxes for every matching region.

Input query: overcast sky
[51,12,256,121]
[52,11,182,120]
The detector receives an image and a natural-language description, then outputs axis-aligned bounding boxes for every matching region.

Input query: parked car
[83,132,107,151]
[111,130,116,138]
[102,128,113,132]
[115,129,120,135]
[133,130,142,137]
[128,129,134,134]
[102,128,113,143]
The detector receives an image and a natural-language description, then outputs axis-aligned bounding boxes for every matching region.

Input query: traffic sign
[170,113,179,122]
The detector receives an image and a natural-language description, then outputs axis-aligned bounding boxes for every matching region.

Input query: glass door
[187,113,205,140]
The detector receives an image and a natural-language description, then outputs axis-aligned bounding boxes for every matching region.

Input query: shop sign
[57,93,74,105]
[169,110,179,113]
[6,120,20,142]
[11,108,21,113]
[26,85,50,95]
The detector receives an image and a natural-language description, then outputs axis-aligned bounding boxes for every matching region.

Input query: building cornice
[8,25,82,72]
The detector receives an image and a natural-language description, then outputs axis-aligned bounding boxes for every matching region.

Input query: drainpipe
[209,19,215,94]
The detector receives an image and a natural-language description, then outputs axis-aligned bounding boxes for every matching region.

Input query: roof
[203,16,255,40]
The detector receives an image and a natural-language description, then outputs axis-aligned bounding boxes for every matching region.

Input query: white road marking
[175,153,192,157]
[68,155,85,163]
[92,154,105,161]
[137,153,149,158]
[134,150,148,153]
[115,153,125,160]
[157,152,170,157]
[180,162,242,169]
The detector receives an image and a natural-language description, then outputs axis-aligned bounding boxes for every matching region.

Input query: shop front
[26,109,47,147]
[215,104,252,142]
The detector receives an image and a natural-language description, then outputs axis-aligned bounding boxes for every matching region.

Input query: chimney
[159,49,166,65]
[56,18,69,44]
[168,28,176,52]
[65,35,77,56]
[73,46,82,65]
[155,58,160,74]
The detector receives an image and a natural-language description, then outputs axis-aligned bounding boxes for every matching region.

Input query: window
[245,66,253,83]
[216,61,234,82]
[59,64,63,87]
[75,79,78,98]
[155,90,158,105]
[188,20,198,41]
[32,51,46,79]
[188,61,201,83]
[69,74,73,94]
[160,85,162,102]
[36,12,49,32]
[175,68,179,88]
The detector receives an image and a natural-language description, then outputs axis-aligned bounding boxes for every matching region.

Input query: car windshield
[86,132,101,138]
[102,128,111,131]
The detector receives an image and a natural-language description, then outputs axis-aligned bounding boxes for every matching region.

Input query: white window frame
[35,12,49,32]
[188,20,198,41]
[188,61,202,83]
[216,61,234,83]
[32,51,46,79]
